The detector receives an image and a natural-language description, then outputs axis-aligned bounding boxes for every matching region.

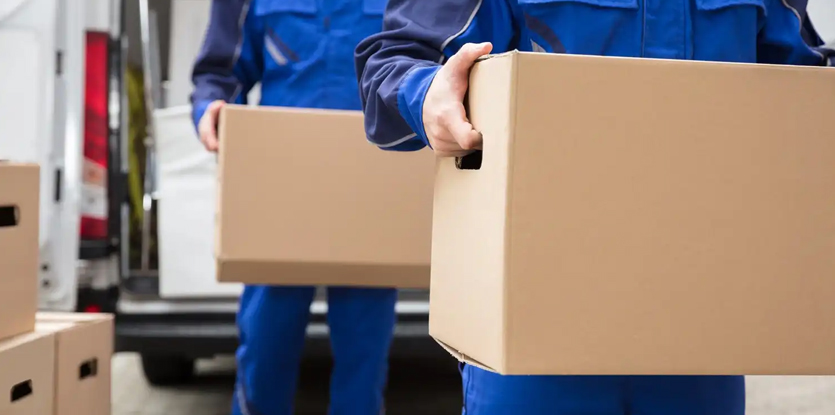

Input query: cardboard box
[0,332,56,415]
[0,163,39,341]
[430,51,835,375]
[216,106,434,288]
[35,312,113,415]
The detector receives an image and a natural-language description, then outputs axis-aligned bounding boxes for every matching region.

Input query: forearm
[355,0,518,151]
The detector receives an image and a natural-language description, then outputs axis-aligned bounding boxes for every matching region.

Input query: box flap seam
[434,338,500,373]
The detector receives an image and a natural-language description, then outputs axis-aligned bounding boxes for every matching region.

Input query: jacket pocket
[518,0,640,55]
[363,0,388,15]
[694,0,765,12]
[254,0,320,68]
[692,0,764,62]
[252,0,317,16]
[518,0,638,9]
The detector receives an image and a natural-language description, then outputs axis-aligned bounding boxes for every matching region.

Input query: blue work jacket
[355,0,834,151]
[191,0,389,128]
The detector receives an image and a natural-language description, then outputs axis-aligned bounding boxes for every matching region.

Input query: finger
[204,101,224,151]
[205,135,219,152]
[435,149,472,158]
[208,100,225,115]
[449,120,482,151]
[432,133,472,158]
[447,42,493,77]
[441,105,482,150]
[199,121,219,152]
[206,123,220,150]
[433,140,468,156]
[206,101,224,130]
[428,126,462,153]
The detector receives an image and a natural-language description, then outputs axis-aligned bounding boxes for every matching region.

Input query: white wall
[166,0,211,107]
[84,0,110,31]
[808,0,835,44]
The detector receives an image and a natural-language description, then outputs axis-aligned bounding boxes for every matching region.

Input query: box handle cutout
[79,358,98,380]
[455,151,483,171]
[10,380,32,403]
[0,205,20,228]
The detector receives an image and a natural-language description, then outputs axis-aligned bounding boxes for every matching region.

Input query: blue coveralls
[355,0,834,414]
[191,1,396,414]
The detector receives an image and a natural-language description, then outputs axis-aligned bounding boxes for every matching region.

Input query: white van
[1,0,435,386]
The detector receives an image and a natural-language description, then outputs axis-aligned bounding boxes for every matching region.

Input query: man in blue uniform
[191,1,395,414]
[355,1,833,414]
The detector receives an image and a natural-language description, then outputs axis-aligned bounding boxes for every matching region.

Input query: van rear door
[0,0,85,311]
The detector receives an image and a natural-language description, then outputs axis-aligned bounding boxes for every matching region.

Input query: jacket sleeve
[354,0,521,151]
[758,0,834,66]
[190,0,264,130]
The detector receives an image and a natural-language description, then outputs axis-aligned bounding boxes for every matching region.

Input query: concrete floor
[112,353,461,415]
[112,353,835,415]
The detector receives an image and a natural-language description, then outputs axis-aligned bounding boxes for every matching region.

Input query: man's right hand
[198,100,225,152]
[422,42,493,158]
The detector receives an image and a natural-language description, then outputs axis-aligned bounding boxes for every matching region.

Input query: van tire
[140,354,195,386]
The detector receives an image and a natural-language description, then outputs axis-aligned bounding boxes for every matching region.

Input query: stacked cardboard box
[0,162,114,415]
[0,163,39,341]
[36,313,113,415]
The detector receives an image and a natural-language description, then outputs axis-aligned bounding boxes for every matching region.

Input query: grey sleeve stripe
[229,0,252,102]
[779,0,826,63]
[437,0,484,64]
[373,133,418,148]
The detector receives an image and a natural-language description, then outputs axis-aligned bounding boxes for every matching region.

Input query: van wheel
[140,354,195,386]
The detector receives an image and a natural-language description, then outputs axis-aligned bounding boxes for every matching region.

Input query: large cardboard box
[0,163,39,341]
[216,106,434,288]
[430,51,835,375]
[0,332,56,415]
[36,312,113,415]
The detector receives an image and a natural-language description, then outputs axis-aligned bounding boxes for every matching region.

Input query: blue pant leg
[628,375,745,415]
[326,286,398,415]
[231,285,316,415]
[461,364,626,415]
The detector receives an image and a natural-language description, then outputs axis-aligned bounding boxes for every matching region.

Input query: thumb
[447,42,493,77]
[209,100,225,117]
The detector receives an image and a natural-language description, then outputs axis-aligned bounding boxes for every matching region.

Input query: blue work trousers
[462,364,745,415]
[232,285,397,415]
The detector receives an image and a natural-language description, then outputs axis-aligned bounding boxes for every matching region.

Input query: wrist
[192,100,214,132]
[397,65,441,148]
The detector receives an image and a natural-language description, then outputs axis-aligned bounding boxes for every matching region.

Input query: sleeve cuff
[397,65,441,148]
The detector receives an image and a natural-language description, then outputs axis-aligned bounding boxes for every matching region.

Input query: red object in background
[81,31,109,240]
[83,304,102,314]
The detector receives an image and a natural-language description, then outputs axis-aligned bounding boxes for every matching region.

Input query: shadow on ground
[164,356,462,415]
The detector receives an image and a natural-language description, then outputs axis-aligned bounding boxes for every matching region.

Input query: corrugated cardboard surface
[216,106,434,288]
[0,331,56,415]
[36,312,113,415]
[430,51,835,375]
[429,55,516,371]
[0,163,39,341]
